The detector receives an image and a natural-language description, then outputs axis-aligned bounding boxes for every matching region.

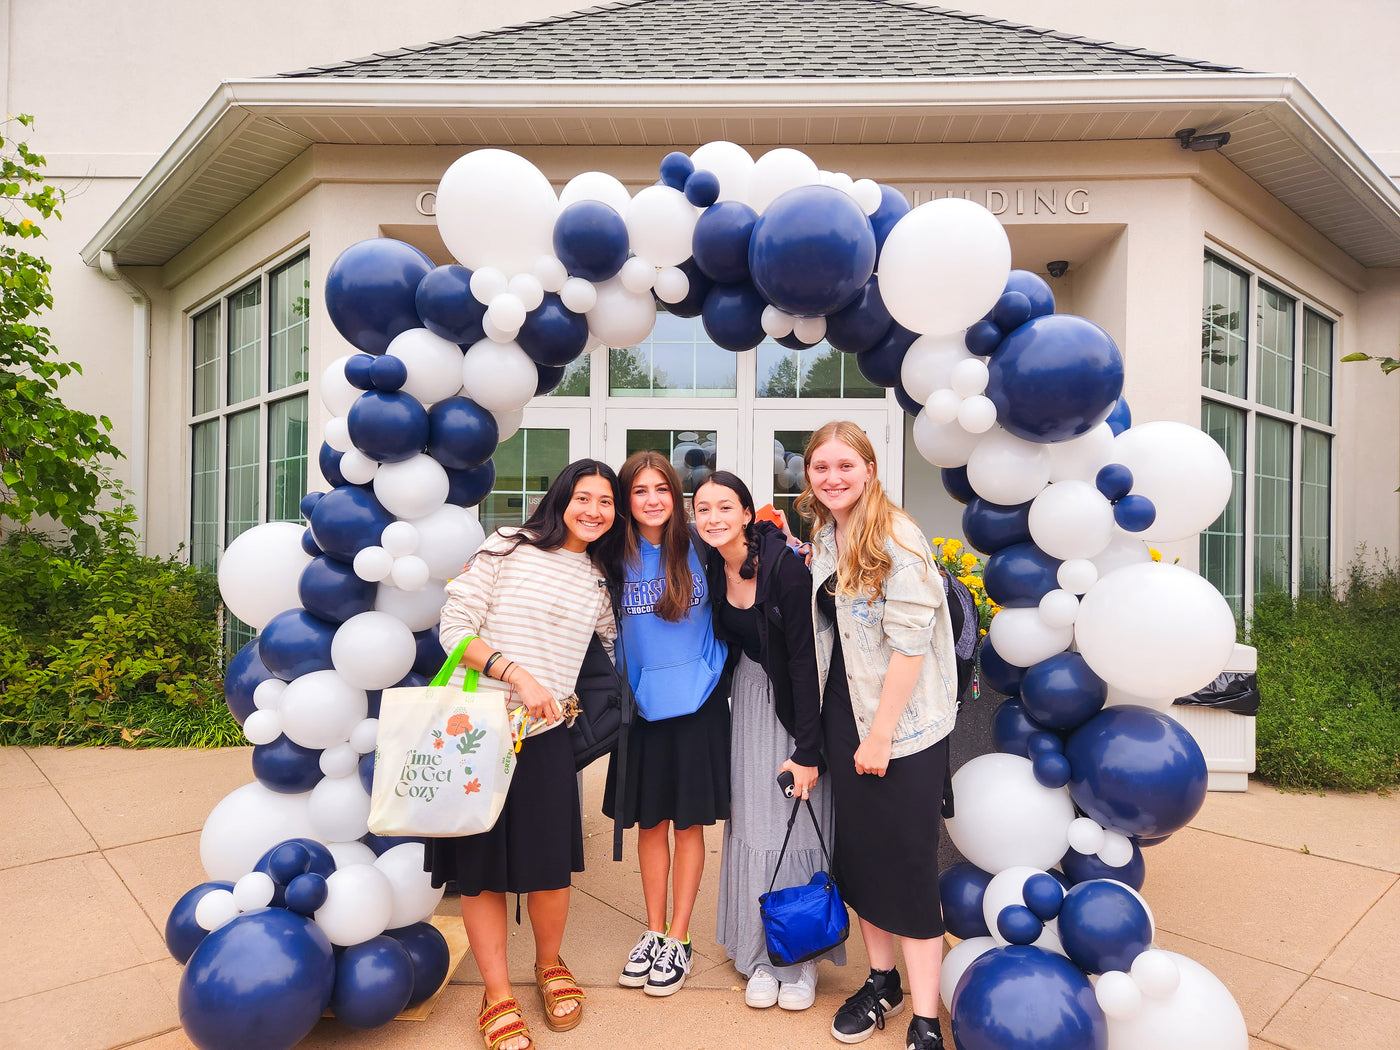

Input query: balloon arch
[174,143,1247,1050]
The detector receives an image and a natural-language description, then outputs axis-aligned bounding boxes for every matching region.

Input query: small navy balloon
[369,354,408,393]
[701,281,768,352]
[1095,462,1134,502]
[1113,493,1157,532]
[855,323,917,388]
[427,396,499,471]
[257,609,337,681]
[344,353,376,391]
[414,264,487,346]
[964,319,1003,357]
[165,881,234,965]
[996,904,1043,946]
[284,872,329,916]
[683,169,720,208]
[347,390,430,464]
[319,442,348,488]
[938,861,993,940]
[659,150,694,190]
[553,200,629,283]
[983,542,1062,608]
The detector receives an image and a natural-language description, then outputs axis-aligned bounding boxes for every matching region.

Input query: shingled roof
[279,0,1241,80]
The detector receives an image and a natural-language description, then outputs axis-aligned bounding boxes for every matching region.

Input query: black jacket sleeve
[773,548,823,768]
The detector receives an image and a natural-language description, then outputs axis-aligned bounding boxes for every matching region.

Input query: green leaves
[1339,351,1400,375]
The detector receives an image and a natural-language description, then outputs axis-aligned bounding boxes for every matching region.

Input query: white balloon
[374,455,449,520]
[1038,589,1080,628]
[940,936,997,1012]
[1112,422,1234,542]
[901,332,974,405]
[1057,558,1099,595]
[1095,970,1143,1020]
[1132,949,1182,997]
[410,504,485,581]
[654,266,690,304]
[1075,563,1237,697]
[486,292,526,334]
[792,315,827,343]
[851,178,883,215]
[508,273,544,313]
[586,277,657,348]
[315,864,395,946]
[988,607,1073,667]
[349,718,379,755]
[253,679,286,711]
[1107,951,1247,1050]
[194,889,239,932]
[321,355,360,417]
[957,395,998,434]
[469,266,509,306]
[353,545,395,583]
[1029,481,1116,561]
[967,429,1051,506]
[387,328,468,407]
[533,254,568,293]
[492,407,524,443]
[319,742,360,779]
[619,255,657,294]
[1093,533,1153,577]
[338,448,379,486]
[390,554,431,592]
[1048,422,1116,484]
[199,782,316,882]
[376,580,448,632]
[749,148,821,213]
[559,170,634,215]
[627,185,697,268]
[279,669,369,750]
[380,521,420,558]
[1099,830,1136,868]
[878,199,1011,335]
[950,357,990,398]
[460,338,538,413]
[913,409,984,468]
[1067,816,1107,856]
[232,871,276,912]
[926,389,961,425]
[308,772,372,843]
[436,149,559,276]
[241,709,283,747]
[761,306,795,339]
[332,611,417,691]
[217,522,311,631]
[560,277,598,314]
[982,866,1051,946]
[324,415,352,453]
[689,141,754,204]
[374,843,445,929]
[946,753,1076,872]
[325,840,378,870]
[1103,684,1172,711]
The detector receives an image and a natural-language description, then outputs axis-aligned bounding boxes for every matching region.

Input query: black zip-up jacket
[706,521,824,769]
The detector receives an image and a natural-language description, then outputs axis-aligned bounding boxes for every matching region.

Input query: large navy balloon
[824,276,893,355]
[330,935,415,1029]
[252,735,325,796]
[298,555,377,624]
[702,282,768,352]
[983,542,1062,608]
[347,390,430,464]
[1065,705,1208,839]
[553,200,628,282]
[415,264,486,345]
[225,637,280,721]
[1019,653,1107,732]
[855,323,916,387]
[444,460,496,508]
[385,922,452,1006]
[951,945,1106,1050]
[517,293,589,366]
[894,384,922,417]
[692,200,757,284]
[178,908,335,1050]
[661,258,713,319]
[427,396,498,470]
[939,862,993,940]
[986,315,1124,443]
[963,497,1033,555]
[749,185,875,317]
[1104,396,1132,436]
[165,881,234,965]
[257,609,337,681]
[1059,840,1146,891]
[309,485,393,563]
[325,239,434,356]
[1057,880,1154,975]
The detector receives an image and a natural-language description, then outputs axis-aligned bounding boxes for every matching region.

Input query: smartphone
[776,770,795,798]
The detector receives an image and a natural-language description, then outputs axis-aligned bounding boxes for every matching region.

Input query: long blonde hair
[795,420,927,601]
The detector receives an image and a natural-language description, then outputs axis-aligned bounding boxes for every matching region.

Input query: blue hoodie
[620,536,728,721]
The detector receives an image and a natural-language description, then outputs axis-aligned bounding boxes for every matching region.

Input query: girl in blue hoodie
[603,449,732,999]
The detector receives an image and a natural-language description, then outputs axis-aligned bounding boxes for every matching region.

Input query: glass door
[604,407,739,520]
[478,405,591,533]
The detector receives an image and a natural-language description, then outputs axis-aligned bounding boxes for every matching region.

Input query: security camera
[1046,260,1069,279]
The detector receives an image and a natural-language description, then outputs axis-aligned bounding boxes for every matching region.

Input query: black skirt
[423,723,584,895]
[819,586,948,939]
[602,679,731,830]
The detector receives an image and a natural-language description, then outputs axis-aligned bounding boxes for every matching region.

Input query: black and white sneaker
[619,929,665,988]
[831,967,904,1043]
[643,935,692,997]
[905,1014,944,1050]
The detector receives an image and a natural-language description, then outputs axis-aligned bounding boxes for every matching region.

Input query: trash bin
[1172,643,1258,792]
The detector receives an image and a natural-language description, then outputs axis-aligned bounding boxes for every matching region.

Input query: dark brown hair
[619,450,695,622]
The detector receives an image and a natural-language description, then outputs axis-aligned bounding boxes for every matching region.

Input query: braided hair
[694,470,759,579]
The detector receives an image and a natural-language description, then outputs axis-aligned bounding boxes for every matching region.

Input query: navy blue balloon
[309,485,393,564]
[254,839,336,907]
[299,492,325,521]
[535,363,565,396]
[992,698,1049,758]
[427,396,499,470]
[385,922,452,1006]
[413,626,447,677]
[997,904,1043,946]
[347,390,430,464]
[1065,705,1208,838]
[300,530,323,558]
[987,314,1124,443]
[692,201,757,285]
[1104,396,1132,436]
[1005,269,1057,319]
[963,497,1033,555]
[894,384,922,417]
[951,945,1106,1050]
[517,292,589,366]
[178,908,335,1050]
[365,672,427,720]
[965,319,1004,357]
[1027,730,1064,756]
[702,281,768,352]
[370,354,408,393]
[869,184,911,254]
[444,460,495,508]
[257,609,337,681]
[299,555,377,624]
[1058,880,1154,974]
[284,872,329,916]
[684,169,720,208]
[252,735,324,795]
[1022,872,1065,922]
[415,264,487,345]
[662,257,713,318]
[165,881,234,965]
[1095,463,1134,502]
[749,185,875,317]
[225,638,279,723]
[992,291,1034,333]
[855,323,916,387]
[331,935,415,1028]
[983,542,1062,608]
[325,239,433,356]
[938,862,993,940]
[1134,833,1174,848]
[553,200,629,283]
[1114,494,1156,532]
[1020,653,1108,732]
[343,354,375,390]
[824,276,893,355]
[980,638,1025,697]
[319,442,347,488]
[358,750,376,796]
[1033,751,1073,789]
[361,830,425,855]
[941,466,976,505]
[659,151,694,189]
[775,330,819,351]
[1059,841,1146,891]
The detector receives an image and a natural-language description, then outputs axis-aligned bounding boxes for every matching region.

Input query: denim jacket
[810,516,957,759]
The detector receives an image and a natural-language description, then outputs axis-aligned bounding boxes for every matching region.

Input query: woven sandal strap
[537,965,576,984]
[484,1018,529,1050]
[545,986,585,1002]
[479,998,523,1028]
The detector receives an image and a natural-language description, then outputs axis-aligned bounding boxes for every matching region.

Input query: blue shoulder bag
[758,797,850,966]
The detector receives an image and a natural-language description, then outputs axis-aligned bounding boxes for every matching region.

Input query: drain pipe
[98,250,150,552]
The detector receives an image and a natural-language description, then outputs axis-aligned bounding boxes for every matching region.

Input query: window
[609,310,738,397]
[479,428,572,533]
[189,249,311,649]
[756,339,883,399]
[1199,251,1335,615]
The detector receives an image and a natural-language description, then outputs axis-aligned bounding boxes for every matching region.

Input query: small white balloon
[374,842,446,929]
[533,254,568,293]
[1095,970,1143,1020]
[913,409,984,468]
[1038,588,1080,628]
[332,611,417,691]
[321,355,360,417]
[390,554,431,592]
[966,428,1052,506]
[559,170,634,215]
[386,328,469,407]
[761,306,796,339]
[469,266,508,306]
[988,607,1074,667]
[507,273,544,312]
[375,580,448,633]
[957,394,998,434]
[308,772,372,843]
[1098,830,1136,868]
[1067,817,1107,856]
[323,416,353,453]
[315,864,395,946]
[461,339,539,413]
[195,889,239,932]
[353,545,395,583]
[379,521,420,558]
[1131,949,1182,998]
[619,255,657,294]
[374,455,449,521]
[486,292,526,334]
[851,178,884,215]
[492,408,524,443]
[627,185,698,268]
[654,266,690,304]
[792,315,827,344]
[338,448,379,486]
[1057,558,1099,595]
[320,742,360,779]
[950,357,990,398]
[232,871,276,912]
[278,669,369,750]
[926,389,962,425]
[241,708,283,747]
[349,717,379,755]
[481,315,515,344]
[252,679,287,711]
[559,277,598,314]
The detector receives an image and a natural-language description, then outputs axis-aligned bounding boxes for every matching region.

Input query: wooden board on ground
[396,912,471,1021]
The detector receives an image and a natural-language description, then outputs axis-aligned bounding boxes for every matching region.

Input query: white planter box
[1171,643,1257,792]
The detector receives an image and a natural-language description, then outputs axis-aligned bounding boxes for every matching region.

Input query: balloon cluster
[187,141,1249,1049]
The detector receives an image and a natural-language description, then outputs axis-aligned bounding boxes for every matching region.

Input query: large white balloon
[1093,533,1153,577]
[1100,951,1248,1050]
[374,843,445,930]
[1075,563,1237,698]
[940,936,997,1012]
[689,140,754,204]
[966,428,1052,505]
[988,607,1074,667]
[1028,481,1116,561]
[386,328,467,406]
[376,580,448,632]
[307,772,372,843]
[1047,422,1116,484]
[410,504,486,580]
[216,522,311,631]
[373,454,449,521]
[460,339,538,414]
[559,170,634,215]
[331,611,417,691]
[436,149,559,276]
[321,354,360,417]
[1112,422,1234,542]
[315,864,395,946]
[748,147,820,213]
[946,753,1076,872]
[278,669,370,750]
[627,185,698,268]
[199,782,316,882]
[878,198,1011,335]
[586,276,657,348]
[901,332,974,405]
[913,410,985,468]
[325,839,378,870]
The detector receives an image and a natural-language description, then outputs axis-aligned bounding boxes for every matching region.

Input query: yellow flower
[979,627,988,636]
[18,218,34,234]
[960,552,978,569]
[931,537,946,548]
[1149,548,1162,562]
[943,539,963,557]
[957,574,975,587]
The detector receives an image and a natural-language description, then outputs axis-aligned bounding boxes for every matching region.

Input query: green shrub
[0,529,242,747]
[1247,555,1400,791]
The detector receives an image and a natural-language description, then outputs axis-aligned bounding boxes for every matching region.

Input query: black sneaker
[831,967,904,1043]
[905,1015,944,1050]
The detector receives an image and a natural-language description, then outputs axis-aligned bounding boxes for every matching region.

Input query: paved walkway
[1,746,1397,1050]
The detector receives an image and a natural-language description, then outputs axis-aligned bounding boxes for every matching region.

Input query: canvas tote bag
[368,635,519,837]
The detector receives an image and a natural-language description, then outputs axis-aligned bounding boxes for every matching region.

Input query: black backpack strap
[609,586,634,862]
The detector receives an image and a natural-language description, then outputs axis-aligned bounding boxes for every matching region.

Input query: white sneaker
[745,966,780,1008]
[619,930,665,987]
[778,960,818,1011]
[644,936,692,997]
